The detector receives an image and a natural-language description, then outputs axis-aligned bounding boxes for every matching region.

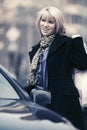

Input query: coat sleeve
[71,37,87,70]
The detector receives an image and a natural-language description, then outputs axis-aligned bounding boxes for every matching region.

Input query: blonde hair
[36,6,66,35]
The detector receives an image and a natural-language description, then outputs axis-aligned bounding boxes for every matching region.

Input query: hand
[72,34,81,38]
[30,89,51,107]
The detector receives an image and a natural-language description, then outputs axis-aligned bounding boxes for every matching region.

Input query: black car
[0,64,79,130]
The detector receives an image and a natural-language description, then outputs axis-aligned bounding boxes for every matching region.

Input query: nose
[44,21,48,26]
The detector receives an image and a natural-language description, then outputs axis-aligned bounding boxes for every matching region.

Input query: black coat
[29,34,87,129]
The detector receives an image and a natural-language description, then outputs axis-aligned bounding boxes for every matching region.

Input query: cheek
[39,21,43,26]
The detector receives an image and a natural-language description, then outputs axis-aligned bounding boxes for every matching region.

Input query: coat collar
[30,34,67,58]
[48,34,67,56]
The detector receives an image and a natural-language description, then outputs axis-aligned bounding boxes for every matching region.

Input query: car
[0,64,79,130]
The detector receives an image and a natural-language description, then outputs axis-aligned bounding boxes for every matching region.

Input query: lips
[41,27,49,31]
[41,28,49,33]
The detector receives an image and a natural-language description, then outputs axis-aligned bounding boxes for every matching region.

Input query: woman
[27,6,87,129]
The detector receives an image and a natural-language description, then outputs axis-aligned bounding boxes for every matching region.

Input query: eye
[48,20,55,24]
[41,18,46,22]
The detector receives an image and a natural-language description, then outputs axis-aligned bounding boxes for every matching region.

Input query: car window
[0,73,20,99]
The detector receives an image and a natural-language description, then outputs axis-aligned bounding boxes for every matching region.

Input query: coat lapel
[48,34,67,56]
[29,34,67,60]
[29,43,40,61]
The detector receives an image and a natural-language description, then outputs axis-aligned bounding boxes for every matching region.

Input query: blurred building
[0,0,87,86]
[63,0,87,43]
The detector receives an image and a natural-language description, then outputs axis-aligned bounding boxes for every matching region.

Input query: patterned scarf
[29,35,55,86]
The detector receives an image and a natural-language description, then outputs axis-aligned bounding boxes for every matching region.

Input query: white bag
[72,34,87,105]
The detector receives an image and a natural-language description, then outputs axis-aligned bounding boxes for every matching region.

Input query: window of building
[67,0,81,4]
[66,14,82,24]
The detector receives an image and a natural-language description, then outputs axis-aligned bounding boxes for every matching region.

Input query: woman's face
[39,12,56,37]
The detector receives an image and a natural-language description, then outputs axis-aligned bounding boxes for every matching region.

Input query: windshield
[0,73,20,99]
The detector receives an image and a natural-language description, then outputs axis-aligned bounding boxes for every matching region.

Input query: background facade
[0,0,87,86]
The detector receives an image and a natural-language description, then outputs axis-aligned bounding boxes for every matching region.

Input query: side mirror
[30,89,51,107]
